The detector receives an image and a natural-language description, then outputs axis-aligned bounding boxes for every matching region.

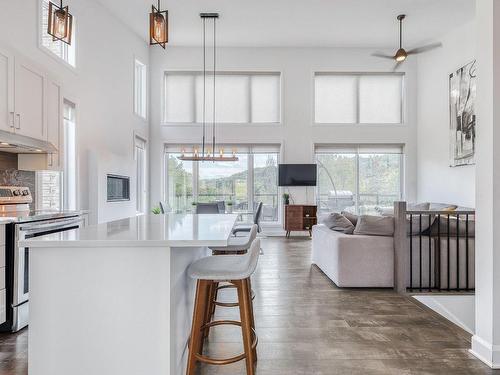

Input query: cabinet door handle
[48,154,53,167]
[16,114,20,129]
[9,112,14,128]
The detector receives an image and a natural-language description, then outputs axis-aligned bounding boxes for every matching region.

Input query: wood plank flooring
[0,236,497,374]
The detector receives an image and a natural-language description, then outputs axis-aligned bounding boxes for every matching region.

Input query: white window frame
[38,0,77,70]
[134,134,148,215]
[313,72,406,126]
[161,71,282,126]
[63,99,78,211]
[315,144,405,214]
[163,144,282,225]
[134,59,148,120]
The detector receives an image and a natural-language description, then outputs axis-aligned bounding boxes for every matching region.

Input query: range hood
[0,130,57,154]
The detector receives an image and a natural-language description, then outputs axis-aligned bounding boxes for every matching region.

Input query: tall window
[164,144,280,223]
[63,100,76,210]
[40,0,76,67]
[135,136,147,214]
[314,73,404,124]
[134,59,147,119]
[315,145,403,215]
[163,72,281,124]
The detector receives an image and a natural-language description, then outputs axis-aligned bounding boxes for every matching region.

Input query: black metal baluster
[419,214,422,291]
[428,214,432,291]
[437,214,441,290]
[409,214,413,290]
[466,214,469,290]
[446,214,450,290]
[456,214,460,291]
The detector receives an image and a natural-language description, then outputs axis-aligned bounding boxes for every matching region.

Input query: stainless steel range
[0,186,85,332]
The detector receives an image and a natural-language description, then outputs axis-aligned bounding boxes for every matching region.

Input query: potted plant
[282,193,290,205]
[226,201,234,213]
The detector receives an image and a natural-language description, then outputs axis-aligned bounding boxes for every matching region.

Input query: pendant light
[179,13,238,162]
[47,0,73,45]
[150,0,168,48]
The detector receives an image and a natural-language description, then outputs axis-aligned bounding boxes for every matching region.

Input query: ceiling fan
[372,14,442,70]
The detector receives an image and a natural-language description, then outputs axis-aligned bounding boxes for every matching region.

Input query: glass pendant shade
[47,1,73,45]
[150,2,168,48]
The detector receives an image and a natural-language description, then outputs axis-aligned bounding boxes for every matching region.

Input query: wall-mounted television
[107,174,130,202]
[278,164,317,186]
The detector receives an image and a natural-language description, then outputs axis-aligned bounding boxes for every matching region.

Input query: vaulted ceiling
[96,0,475,48]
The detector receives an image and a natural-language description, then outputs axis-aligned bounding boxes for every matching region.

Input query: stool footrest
[193,320,258,366]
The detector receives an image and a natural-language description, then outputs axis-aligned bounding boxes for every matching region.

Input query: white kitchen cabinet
[0,48,14,132]
[14,57,46,140]
[46,79,62,169]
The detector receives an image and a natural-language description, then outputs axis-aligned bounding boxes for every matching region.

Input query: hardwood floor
[0,237,497,374]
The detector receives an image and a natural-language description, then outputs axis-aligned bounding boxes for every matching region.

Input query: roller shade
[314,144,404,154]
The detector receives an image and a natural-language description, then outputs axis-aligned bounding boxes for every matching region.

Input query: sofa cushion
[320,213,355,234]
[341,211,358,226]
[354,215,394,236]
[425,215,475,237]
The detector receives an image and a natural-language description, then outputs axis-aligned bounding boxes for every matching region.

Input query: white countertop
[19,213,238,248]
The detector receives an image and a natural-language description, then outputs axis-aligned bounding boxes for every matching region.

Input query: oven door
[14,217,84,307]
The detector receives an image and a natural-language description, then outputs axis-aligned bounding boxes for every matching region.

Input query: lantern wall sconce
[150,0,168,48]
[47,0,73,45]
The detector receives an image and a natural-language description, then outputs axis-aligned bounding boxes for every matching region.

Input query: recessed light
[35,149,42,152]
[0,142,9,146]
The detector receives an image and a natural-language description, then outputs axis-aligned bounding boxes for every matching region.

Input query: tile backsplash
[0,169,36,210]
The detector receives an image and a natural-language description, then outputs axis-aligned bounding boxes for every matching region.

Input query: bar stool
[186,238,260,375]
[207,224,258,328]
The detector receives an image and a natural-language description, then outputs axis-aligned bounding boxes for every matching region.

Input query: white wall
[413,295,475,334]
[0,0,149,222]
[149,47,419,212]
[416,21,476,207]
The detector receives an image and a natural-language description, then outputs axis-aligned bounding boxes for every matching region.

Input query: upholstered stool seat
[186,239,260,375]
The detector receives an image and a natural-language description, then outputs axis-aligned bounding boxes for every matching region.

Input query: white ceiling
[96,0,475,48]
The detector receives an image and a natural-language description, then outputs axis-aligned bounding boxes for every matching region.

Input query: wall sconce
[47,0,73,45]
[150,0,168,48]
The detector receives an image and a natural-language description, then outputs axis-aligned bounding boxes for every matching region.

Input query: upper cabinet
[0,48,14,132]
[14,58,46,140]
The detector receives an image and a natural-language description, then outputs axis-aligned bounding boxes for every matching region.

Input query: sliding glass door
[316,145,403,215]
[165,145,280,223]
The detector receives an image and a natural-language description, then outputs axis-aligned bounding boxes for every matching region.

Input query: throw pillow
[341,211,359,226]
[321,213,355,234]
[354,215,395,236]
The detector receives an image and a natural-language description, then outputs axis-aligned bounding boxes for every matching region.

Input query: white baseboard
[470,335,500,369]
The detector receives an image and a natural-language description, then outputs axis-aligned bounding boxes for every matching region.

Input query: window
[163,72,281,124]
[135,136,147,214]
[315,145,403,215]
[134,60,147,119]
[164,144,280,223]
[314,73,404,124]
[40,0,76,67]
[63,100,76,210]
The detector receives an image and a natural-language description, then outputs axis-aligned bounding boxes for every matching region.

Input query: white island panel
[21,214,238,375]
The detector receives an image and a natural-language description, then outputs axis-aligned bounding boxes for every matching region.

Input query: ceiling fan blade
[372,52,395,60]
[407,42,442,55]
[393,61,403,72]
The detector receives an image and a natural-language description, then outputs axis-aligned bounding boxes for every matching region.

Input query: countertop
[19,213,238,248]
[0,210,89,224]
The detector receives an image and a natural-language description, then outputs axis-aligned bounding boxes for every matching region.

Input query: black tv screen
[278,164,317,186]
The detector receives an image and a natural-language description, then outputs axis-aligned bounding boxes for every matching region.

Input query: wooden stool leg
[203,281,216,338]
[186,280,210,375]
[248,278,257,363]
[236,279,255,375]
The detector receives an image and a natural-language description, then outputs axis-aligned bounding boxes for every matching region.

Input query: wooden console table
[284,205,317,237]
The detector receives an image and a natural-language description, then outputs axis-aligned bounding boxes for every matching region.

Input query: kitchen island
[19,213,238,375]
